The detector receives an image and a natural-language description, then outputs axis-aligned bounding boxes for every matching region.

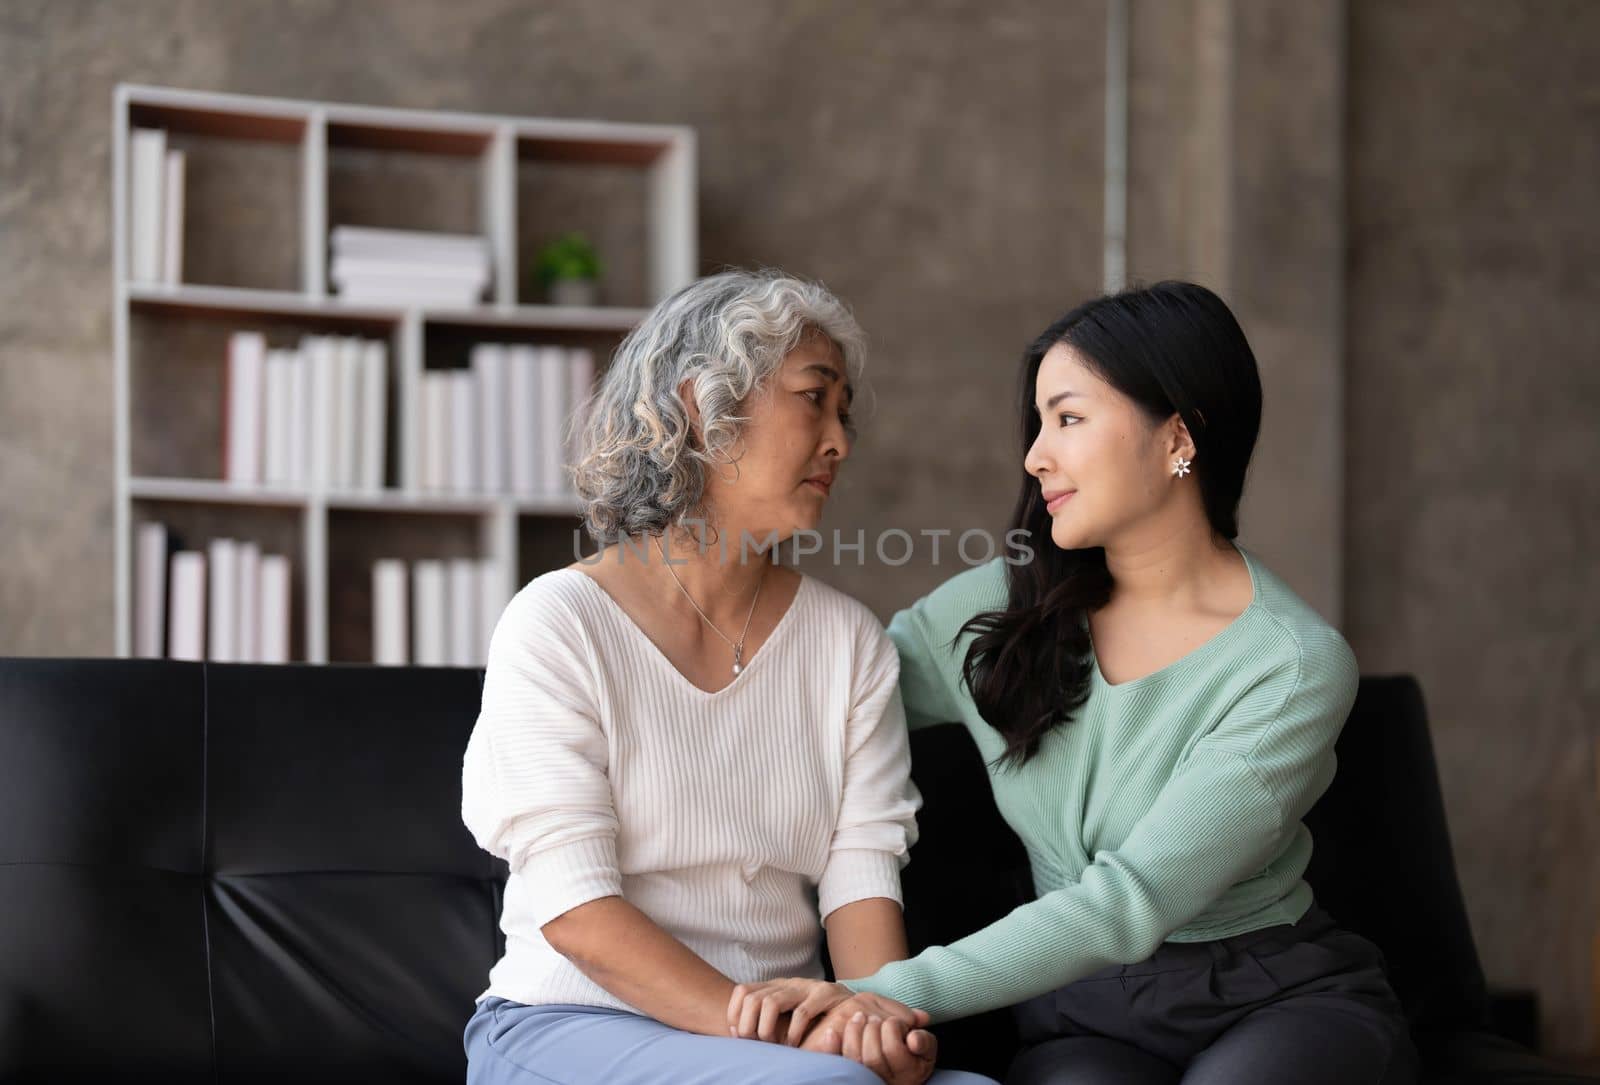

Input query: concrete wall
[1344,0,1600,1054]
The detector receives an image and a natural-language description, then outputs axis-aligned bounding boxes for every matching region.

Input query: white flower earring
[1172,455,1192,478]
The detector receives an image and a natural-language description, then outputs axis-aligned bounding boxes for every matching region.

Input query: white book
[331,257,489,284]
[537,346,569,496]
[336,281,484,307]
[567,347,596,484]
[235,542,260,664]
[224,332,266,486]
[207,538,239,662]
[161,148,185,285]
[360,339,388,492]
[471,343,508,494]
[424,372,451,492]
[330,225,490,267]
[134,521,169,659]
[263,349,292,485]
[307,335,339,490]
[449,369,477,494]
[335,336,363,490]
[288,346,310,485]
[372,559,408,666]
[258,554,291,664]
[129,128,166,284]
[476,558,503,666]
[507,345,539,497]
[448,557,477,667]
[411,559,448,666]
[167,550,206,662]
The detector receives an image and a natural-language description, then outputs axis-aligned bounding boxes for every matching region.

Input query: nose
[1024,427,1050,478]
[821,414,851,462]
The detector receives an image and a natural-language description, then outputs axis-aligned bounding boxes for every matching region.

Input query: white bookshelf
[112,83,697,662]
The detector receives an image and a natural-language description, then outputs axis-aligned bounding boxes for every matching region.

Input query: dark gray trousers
[1006,902,1420,1085]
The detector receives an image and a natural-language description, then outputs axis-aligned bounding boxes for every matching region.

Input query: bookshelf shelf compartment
[114,84,696,663]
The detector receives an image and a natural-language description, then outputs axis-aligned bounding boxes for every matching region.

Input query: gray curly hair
[570,268,867,545]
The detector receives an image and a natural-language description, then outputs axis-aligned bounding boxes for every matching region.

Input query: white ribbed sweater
[460,567,922,1012]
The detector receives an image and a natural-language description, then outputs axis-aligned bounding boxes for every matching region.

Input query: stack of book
[329,226,491,307]
[128,128,186,285]
[134,523,293,663]
[224,330,389,492]
[420,342,595,498]
[371,557,507,667]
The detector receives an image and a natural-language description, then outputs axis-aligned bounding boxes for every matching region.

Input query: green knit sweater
[840,543,1360,1023]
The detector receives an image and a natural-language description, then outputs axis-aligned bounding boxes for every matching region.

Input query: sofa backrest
[0,660,1491,1083]
[0,659,501,1083]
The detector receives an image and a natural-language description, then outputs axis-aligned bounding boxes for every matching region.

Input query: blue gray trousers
[1006,902,1420,1084]
[464,995,999,1085]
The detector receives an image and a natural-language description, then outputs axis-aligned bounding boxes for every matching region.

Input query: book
[537,346,569,496]
[207,538,238,662]
[134,521,173,659]
[508,345,539,497]
[258,555,290,663]
[129,128,166,283]
[161,148,185,284]
[411,559,447,666]
[471,343,507,494]
[335,336,363,490]
[448,557,477,666]
[360,339,388,492]
[223,332,266,486]
[167,550,206,661]
[449,369,477,493]
[372,559,408,666]
[236,542,260,664]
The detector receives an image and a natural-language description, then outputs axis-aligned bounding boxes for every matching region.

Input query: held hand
[727,980,930,1047]
[838,1011,938,1085]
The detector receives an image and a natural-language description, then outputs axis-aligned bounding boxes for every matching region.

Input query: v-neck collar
[561,567,811,698]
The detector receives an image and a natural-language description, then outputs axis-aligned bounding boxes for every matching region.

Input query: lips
[804,475,833,495]
[1043,489,1076,513]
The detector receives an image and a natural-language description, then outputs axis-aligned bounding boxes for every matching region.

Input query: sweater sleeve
[840,630,1360,1023]
[817,622,925,921]
[461,585,623,929]
[884,591,966,732]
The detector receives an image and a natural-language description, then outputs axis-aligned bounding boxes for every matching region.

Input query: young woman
[459,268,995,1085]
[728,281,1421,1084]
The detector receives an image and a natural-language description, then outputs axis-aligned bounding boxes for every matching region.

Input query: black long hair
[958,280,1263,769]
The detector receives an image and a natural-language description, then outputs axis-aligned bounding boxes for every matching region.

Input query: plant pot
[548,279,600,307]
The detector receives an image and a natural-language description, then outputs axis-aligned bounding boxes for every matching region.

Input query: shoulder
[1236,546,1359,700]
[490,568,602,665]
[899,557,1011,640]
[798,573,896,661]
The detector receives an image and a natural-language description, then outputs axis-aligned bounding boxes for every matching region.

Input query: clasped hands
[726,978,937,1085]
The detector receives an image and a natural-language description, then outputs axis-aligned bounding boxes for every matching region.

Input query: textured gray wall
[1,0,1596,1057]
[1345,0,1600,1054]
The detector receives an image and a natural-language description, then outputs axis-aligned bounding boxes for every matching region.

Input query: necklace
[655,535,764,676]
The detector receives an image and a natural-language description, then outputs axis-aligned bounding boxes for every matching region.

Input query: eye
[800,389,825,405]
[1058,413,1081,427]
[839,410,855,433]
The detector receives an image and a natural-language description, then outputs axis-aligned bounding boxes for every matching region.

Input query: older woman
[459,269,995,1085]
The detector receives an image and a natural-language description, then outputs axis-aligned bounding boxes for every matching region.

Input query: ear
[1167,413,1197,461]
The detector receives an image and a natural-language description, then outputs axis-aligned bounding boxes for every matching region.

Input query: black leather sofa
[0,659,1591,1083]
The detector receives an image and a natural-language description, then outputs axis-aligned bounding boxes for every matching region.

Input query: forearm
[542,896,736,1035]
[824,896,910,980]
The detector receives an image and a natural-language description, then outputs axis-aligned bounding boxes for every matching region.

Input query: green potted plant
[535,232,603,307]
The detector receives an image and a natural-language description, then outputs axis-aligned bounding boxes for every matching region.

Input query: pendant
[732,647,744,676]
[731,662,742,675]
